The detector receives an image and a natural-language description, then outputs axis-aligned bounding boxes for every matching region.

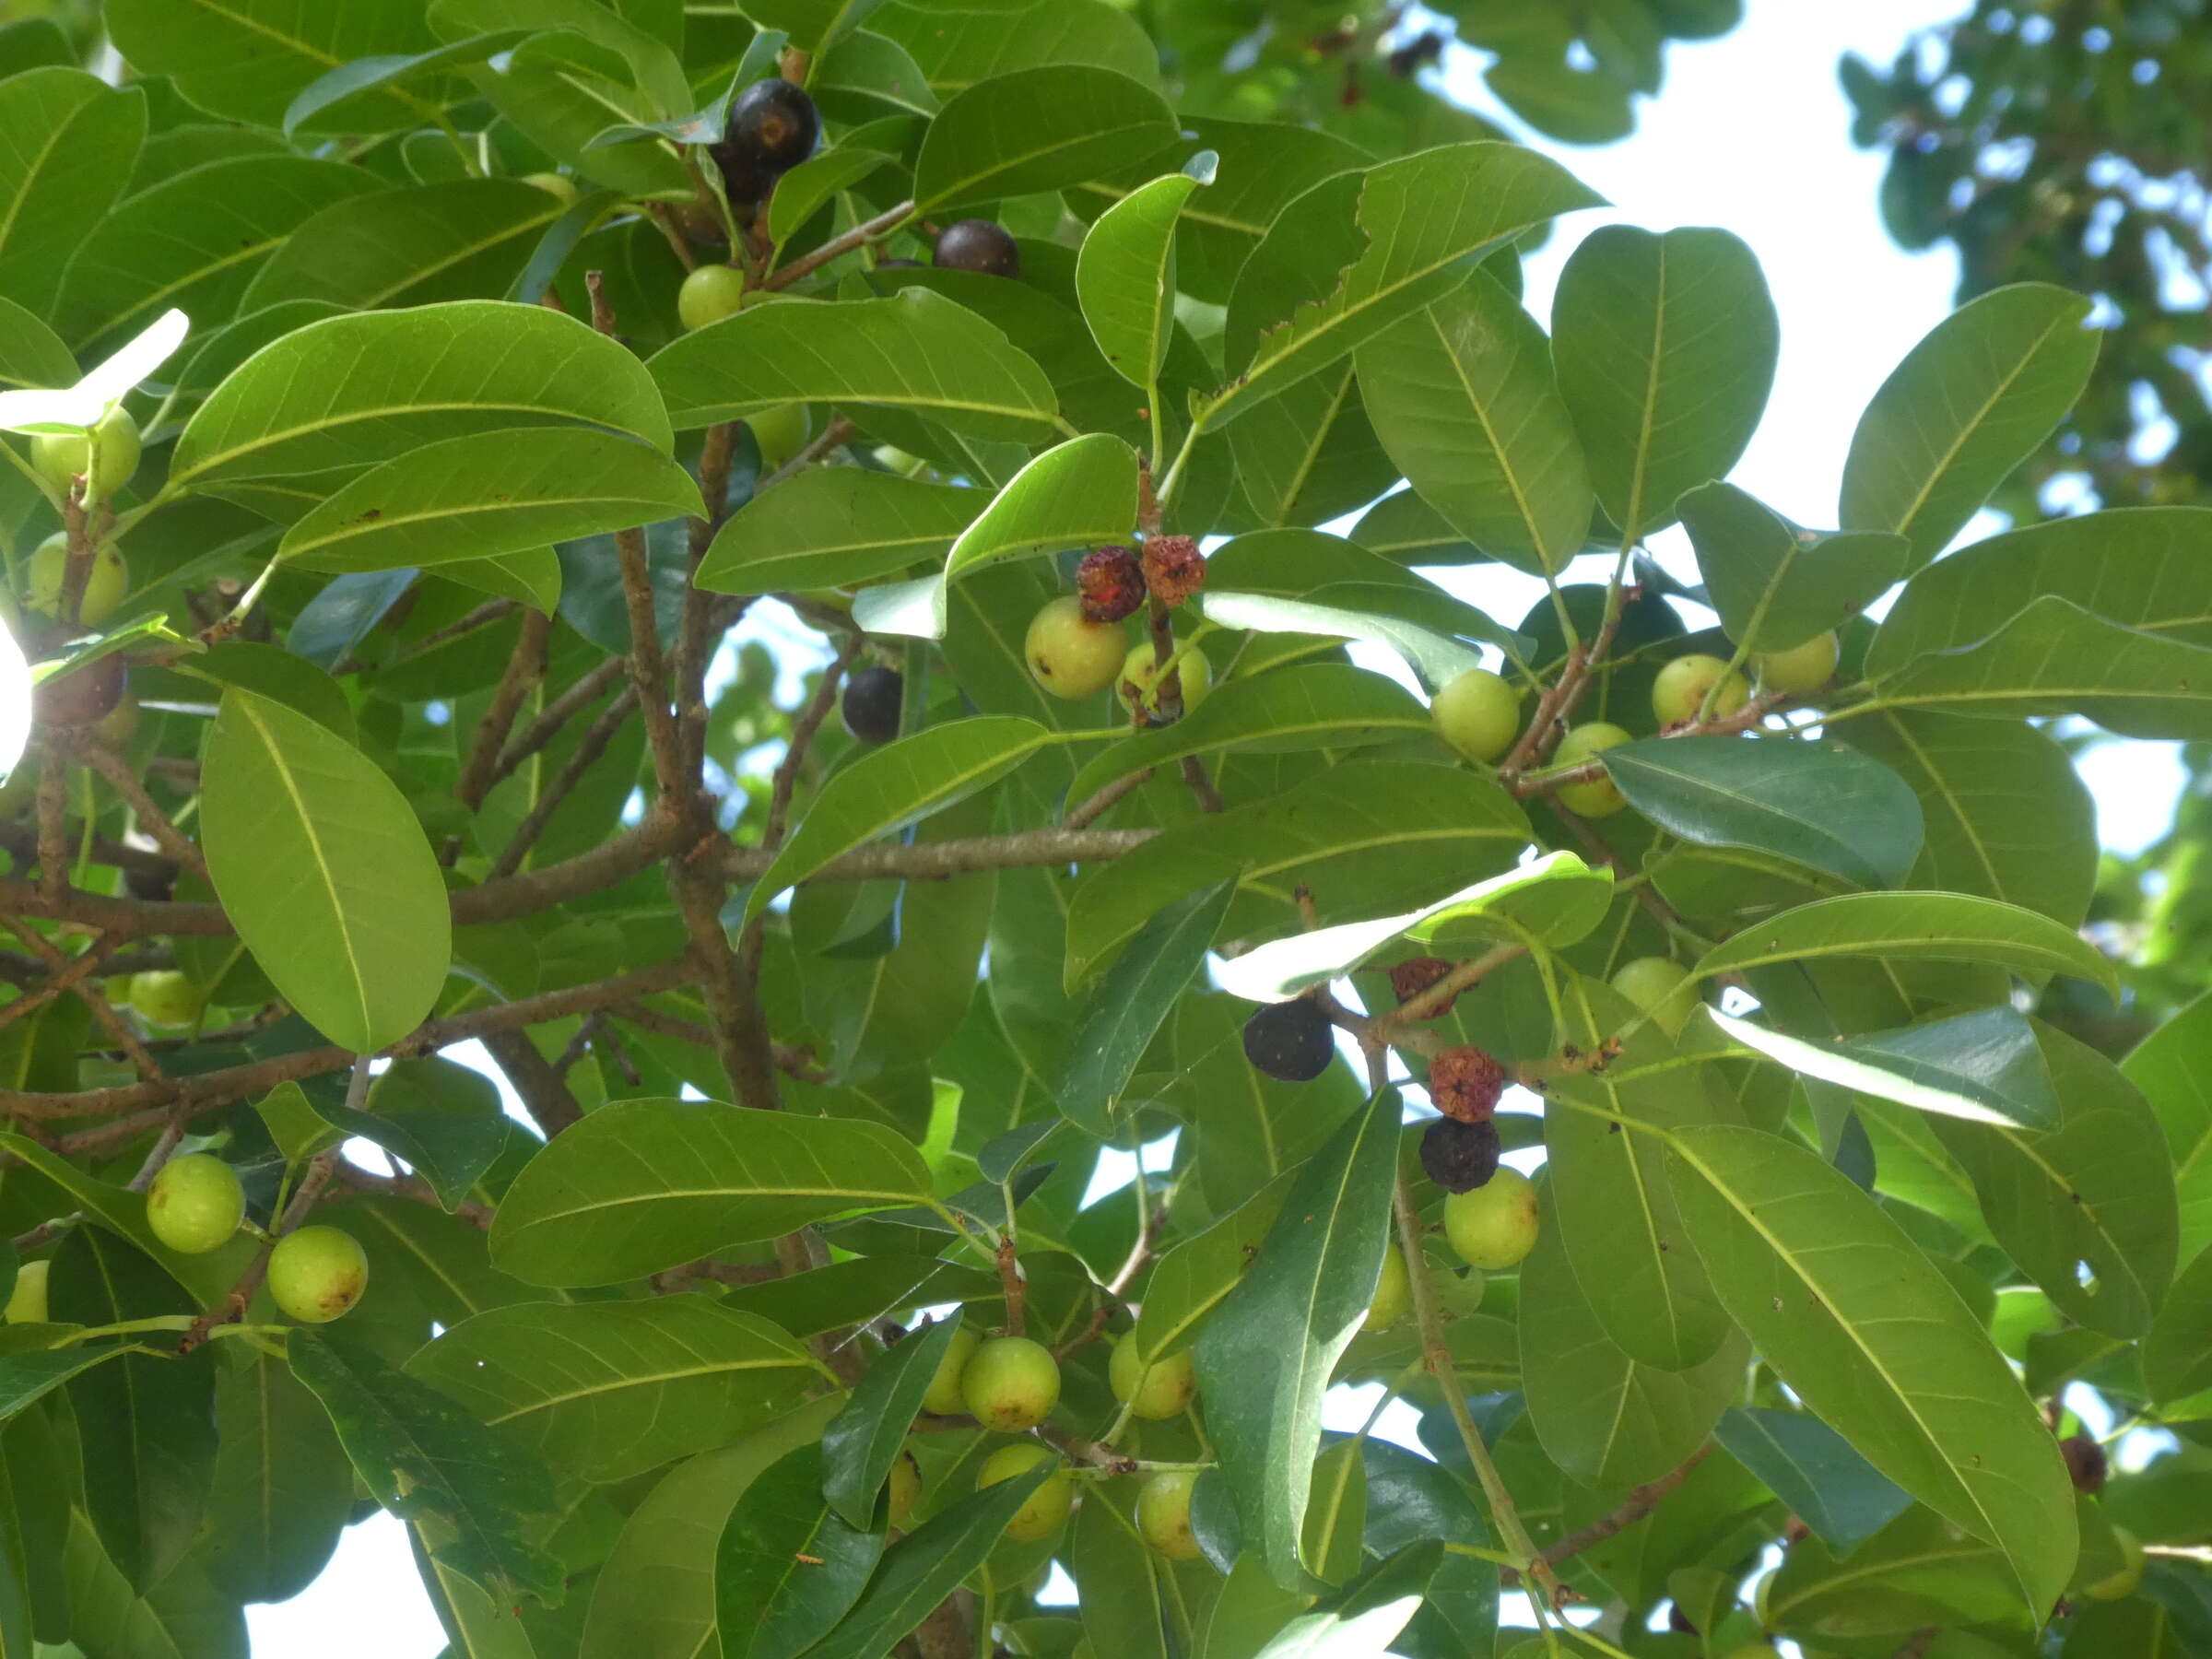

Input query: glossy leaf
[717,1441,884,1659]
[912,65,1177,212]
[172,300,672,487]
[1212,143,1604,426]
[742,716,1053,924]
[697,467,982,595]
[1077,165,1207,387]
[1356,270,1593,576]
[1194,1089,1403,1591]
[202,689,451,1053]
[1055,879,1236,1136]
[1552,225,1779,542]
[1712,1003,2060,1131]
[406,1297,823,1484]
[289,1329,564,1607]
[820,1315,962,1530]
[1840,283,2099,570]
[648,289,1058,438]
[1665,1124,2077,1615]
[280,429,701,573]
[1711,1406,1911,1553]
[490,1098,932,1286]
[1132,1172,1298,1371]
[1599,734,1924,888]
[1690,891,2117,999]
[1678,482,1907,653]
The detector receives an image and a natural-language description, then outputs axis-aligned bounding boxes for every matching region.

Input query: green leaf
[197,1355,353,1605]
[1210,143,1604,427]
[1055,879,1236,1137]
[1521,1193,1746,1492]
[1132,1171,1298,1371]
[289,1328,564,1607]
[1712,1003,2060,1132]
[1547,978,1735,1371]
[56,155,382,352]
[1355,271,1593,577]
[0,69,147,316]
[1839,282,2099,570]
[1551,226,1779,544]
[172,300,672,487]
[2144,1242,2212,1405]
[578,1397,841,1659]
[1064,760,1530,988]
[1348,488,1486,566]
[697,468,981,595]
[490,1098,932,1287]
[742,715,1053,925]
[104,0,438,129]
[1690,891,2117,1000]
[912,65,1177,213]
[1213,851,1610,1003]
[1711,1407,1911,1554]
[1760,1503,2021,1641]
[202,688,451,1053]
[1224,361,1399,532]
[281,29,535,133]
[1865,594,2212,739]
[1251,1539,1441,1659]
[1665,1123,2076,1614]
[1677,482,1907,653]
[1599,734,1924,888]
[0,1342,134,1423]
[58,1512,246,1659]
[852,432,1137,640]
[2124,989,2212,1264]
[1061,665,1429,813]
[820,1315,963,1531]
[406,1296,821,1484]
[1841,711,2097,928]
[874,0,1157,94]
[0,1133,252,1305]
[647,289,1057,438]
[174,641,355,742]
[279,429,703,573]
[0,294,75,391]
[1194,1089,1404,1592]
[1927,1023,2178,1338]
[1072,1487,1176,1659]
[1077,164,1208,388]
[717,1442,885,1659]
[48,1229,216,1591]
[1865,506,2212,678]
[241,177,571,312]
[767,147,896,257]
[798,1465,1055,1659]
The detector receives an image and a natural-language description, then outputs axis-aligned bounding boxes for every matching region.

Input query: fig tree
[267,1225,370,1324]
[147,1153,244,1255]
[1023,597,1125,700]
[977,1443,1074,1540]
[677,263,749,330]
[1135,1470,1201,1559]
[1421,1117,1501,1193]
[712,77,819,202]
[1443,1166,1539,1270]
[841,665,903,744]
[1652,653,1749,726]
[1241,997,1335,1082]
[935,218,1020,277]
[1110,1336,1196,1419]
[1550,723,1631,818]
[31,406,139,500]
[129,970,202,1029]
[1430,667,1522,762]
[959,1335,1061,1430]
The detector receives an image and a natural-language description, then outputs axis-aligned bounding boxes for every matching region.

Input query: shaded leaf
[697,467,981,595]
[820,1315,963,1530]
[718,1441,884,1659]
[1678,482,1906,653]
[1712,1406,1911,1554]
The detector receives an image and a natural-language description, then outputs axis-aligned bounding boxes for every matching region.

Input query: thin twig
[36,748,67,904]
[0,930,125,1030]
[456,609,552,809]
[1064,768,1153,830]
[767,198,915,290]
[489,657,627,788]
[488,686,639,877]
[65,735,208,881]
[0,914,163,1082]
[1527,1445,1712,1572]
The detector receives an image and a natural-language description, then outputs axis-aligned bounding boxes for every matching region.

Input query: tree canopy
[0,3,2204,1658]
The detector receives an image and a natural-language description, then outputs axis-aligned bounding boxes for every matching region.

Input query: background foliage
[0,2,2204,1657]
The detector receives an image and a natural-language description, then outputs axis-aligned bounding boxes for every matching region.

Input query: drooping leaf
[1194,1089,1404,1591]
[202,688,451,1053]
[489,1098,933,1286]
[1211,143,1605,426]
[1839,283,2099,570]
[278,428,703,573]
[742,716,1053,924]
[1551,226,1779,543]
[819,1315,963,1531]
[1597,734,1924,889]
[647,288,1058,438]
[1677,482,1907,653]
[406,1297,824,1484]
[288,1328,564,1607]
[1357,270,1592,576]
[1665,1124,2076,1615]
